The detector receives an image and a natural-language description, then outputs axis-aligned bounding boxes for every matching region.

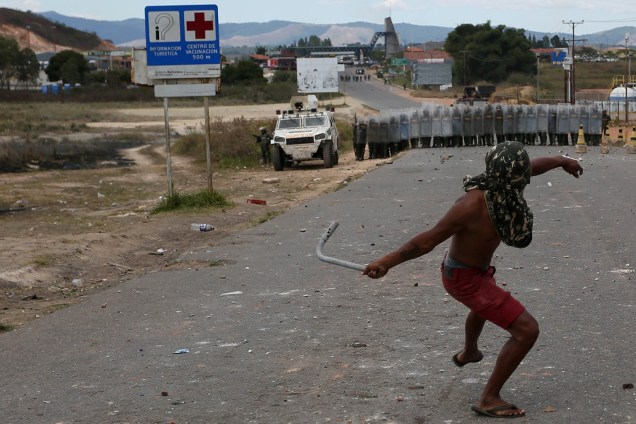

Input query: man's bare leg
[474,310,539,417]
[455,310,486,364]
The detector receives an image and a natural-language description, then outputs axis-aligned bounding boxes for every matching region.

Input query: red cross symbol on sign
[186,12,214,39]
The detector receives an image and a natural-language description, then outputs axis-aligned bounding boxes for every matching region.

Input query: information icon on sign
[149,11,180,42]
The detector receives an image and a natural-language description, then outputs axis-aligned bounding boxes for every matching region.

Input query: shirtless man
[363,141,583,418]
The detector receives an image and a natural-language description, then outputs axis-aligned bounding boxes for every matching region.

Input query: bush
[151,189,233,213]
[173,117,276,168]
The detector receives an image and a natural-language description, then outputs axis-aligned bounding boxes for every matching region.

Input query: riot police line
[352,103,606,160]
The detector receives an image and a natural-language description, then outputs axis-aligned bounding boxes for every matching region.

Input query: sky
[2,0,636,36]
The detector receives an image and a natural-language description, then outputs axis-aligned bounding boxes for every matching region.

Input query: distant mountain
[31,11,636,51]
[39,12,453,48]
[40,11,145,44]
[0,8,115,52]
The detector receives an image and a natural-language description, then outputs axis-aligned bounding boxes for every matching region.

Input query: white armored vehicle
[271,95,339,171]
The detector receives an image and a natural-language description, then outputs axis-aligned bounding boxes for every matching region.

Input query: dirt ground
[0,98,392,331]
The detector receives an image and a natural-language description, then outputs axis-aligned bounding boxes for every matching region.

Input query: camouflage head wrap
[463,141,533,248]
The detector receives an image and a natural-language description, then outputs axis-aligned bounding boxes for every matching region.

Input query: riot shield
[462,105,474,146]
[378,118,390,158]
[472,106,484,145]
[536,104,548,145]
[451,106,463,146]
[556,104,570,145]
[367,118,379,159]
[526,105,537,145]
[420,106,433,148]
[547,105,557,145]
[388,114,400,144]
[557,104,570,134]
[578,105,590,144]
[399,112,410,149]
[568,105,580,133]
[514,105,527,143]
[355,122,367,160]
[503,105,515,140]
[441,106,453,140]
[431,106,443,147]
[589,105,602,145]
[494,105,504,143]
[410,109,421,140]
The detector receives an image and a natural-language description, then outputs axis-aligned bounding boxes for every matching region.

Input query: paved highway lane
[1,145,634,423]
[341,67,423,111]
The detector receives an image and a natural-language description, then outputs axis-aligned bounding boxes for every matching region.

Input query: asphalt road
[1,143,634,423]
[342,68,423,111]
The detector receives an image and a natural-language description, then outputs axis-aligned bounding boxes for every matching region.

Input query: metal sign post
[144,4,221,194]
[204,96,213,191]
[163,95,173,196]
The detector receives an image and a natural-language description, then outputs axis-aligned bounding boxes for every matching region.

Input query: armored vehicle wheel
[273,146,284,171]
[323,141,333,168]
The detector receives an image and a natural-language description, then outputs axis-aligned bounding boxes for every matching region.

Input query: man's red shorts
[441,258,525,329]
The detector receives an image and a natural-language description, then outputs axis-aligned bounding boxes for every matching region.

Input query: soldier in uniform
[432,106,443,148]
[514,105,526,144]
[367,118,380,159]
[601,110,610,136]
[537,105,549,146]
[389,114,401,156]
[494,105,504,144]
[525,105,537,146]
[568,105,579,146]
[400,112,411,151]
[503,105,515,143]
[353,120,367,160]
[410,109,421,149]
[483,104,495,146]
[589,105,603,146]
[254,126,272,165]
[472,105,484,147]
[441,106,453,148]
[462,104,476,146]
[451,106,463,147]
[420,106,433,148]
[548,105,558,146]
[378,118,390,158]
[578,105,591,145]
[556,105,570,146]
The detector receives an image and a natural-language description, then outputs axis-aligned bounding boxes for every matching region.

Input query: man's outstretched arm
[531,155,583,178]
[363,192,480,279]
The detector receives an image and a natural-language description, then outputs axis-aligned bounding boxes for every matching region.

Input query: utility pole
[459,50,469,86]
[536,52,540,103]
[625,33,631,124]
[563,20,583,105]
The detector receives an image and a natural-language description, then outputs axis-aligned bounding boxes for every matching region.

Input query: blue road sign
[145,4,220,79]
[551,48,570,66]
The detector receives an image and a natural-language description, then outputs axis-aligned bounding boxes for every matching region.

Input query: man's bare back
[448,189,501,269]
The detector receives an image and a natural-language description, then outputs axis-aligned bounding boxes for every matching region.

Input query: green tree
[45,50,90,84]
[308,35,321,46]
[15,47,40,87]
[221,60,265,85]
[255,45,267,55]
[444,22,536,85]
[540,35,551,48]
[0,36,20,90]
[550,35,568,48]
